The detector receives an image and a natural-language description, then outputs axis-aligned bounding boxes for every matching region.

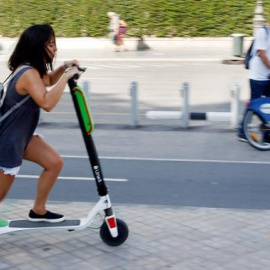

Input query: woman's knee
[45,154,64,172]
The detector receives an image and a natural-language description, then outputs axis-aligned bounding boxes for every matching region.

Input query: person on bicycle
[0,23,80,222]
[238,25,270,141]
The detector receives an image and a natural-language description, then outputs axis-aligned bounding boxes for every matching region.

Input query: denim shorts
[0,132,43,176]
[0,166,20,176]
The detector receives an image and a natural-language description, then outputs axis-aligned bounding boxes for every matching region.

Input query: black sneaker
[28,210,65,223]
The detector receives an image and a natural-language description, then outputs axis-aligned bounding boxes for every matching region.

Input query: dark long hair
[8,23,55,77]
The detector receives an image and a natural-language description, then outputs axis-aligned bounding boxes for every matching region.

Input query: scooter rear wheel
[243,110,270,151]
[100,218,129,246]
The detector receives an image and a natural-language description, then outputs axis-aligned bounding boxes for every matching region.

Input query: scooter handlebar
[72,66,87,80]
[78,66,87,72]
[68,66,87,88]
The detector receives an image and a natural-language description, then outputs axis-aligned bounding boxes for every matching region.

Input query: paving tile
[2,199,270,269]
[0,262,12,270]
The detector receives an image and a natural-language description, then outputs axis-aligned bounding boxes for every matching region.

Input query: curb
[222,58,244,65]
[0,36,253,50]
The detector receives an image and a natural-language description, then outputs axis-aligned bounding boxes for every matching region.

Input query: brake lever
[73,66,87,80]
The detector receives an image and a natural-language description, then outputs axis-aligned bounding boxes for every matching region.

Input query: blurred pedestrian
[117,19,128,51]
[107,12,119,51]
[107,12,127,52]
[238,25,270,141]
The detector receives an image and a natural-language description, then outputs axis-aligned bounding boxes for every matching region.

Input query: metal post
[130,81,138,127]
[181,82,189,128]
[253,0,265,35]
[231,83,241,129]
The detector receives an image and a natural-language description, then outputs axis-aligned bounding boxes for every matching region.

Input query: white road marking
[17,174,128,182]
[83,66,101,69]
[63,58,221,62]
[95,64,123,68]
[82,64,141,69]
[0,57,222,63]
[60,155,270,165]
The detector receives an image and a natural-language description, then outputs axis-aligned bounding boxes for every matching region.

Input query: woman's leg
[23,136,63,215]
[0,171,15,202]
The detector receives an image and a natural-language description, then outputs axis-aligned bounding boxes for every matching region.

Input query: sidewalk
[2,199,270,270]
[0,37,251,62]
[0,36,252,50]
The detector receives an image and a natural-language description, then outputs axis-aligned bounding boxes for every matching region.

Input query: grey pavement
[0,36,251,62]
[2,200,270,270]
[1,37,270,270]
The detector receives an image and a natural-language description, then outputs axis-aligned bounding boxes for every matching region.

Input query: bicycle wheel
[243,110,270,150]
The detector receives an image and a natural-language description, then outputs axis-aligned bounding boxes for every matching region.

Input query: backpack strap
[0,96,30,124]
[0,65,30,106]
[0,73,12,103]
[2,73,12,85]
[0,65,31,124]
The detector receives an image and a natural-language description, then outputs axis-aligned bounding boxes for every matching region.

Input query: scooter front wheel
[100,218,129,246]
[243,110,270,151]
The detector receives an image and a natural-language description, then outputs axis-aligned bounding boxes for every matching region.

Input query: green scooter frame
[0,69,129,246]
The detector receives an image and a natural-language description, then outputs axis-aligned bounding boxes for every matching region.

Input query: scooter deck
[9,219,80,228]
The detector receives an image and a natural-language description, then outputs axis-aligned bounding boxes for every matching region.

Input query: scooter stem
[68,78,108,196]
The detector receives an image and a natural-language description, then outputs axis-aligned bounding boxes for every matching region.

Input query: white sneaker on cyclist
[237,134,248,142]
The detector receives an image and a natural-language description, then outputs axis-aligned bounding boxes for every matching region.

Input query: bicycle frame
[246,97,270,123]
[243,97,270,150]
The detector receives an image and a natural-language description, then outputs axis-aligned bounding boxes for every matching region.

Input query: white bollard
[130,81,138,127]
[230,83,241,129]
[181,82,189,128]
[146,111,182,120]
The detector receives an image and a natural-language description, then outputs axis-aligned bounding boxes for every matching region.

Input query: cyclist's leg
[262,80,270,142]
[23,135,63,215]
[237,79,256,139]
[264,80,270,97]
[239,79,265,134]
[249,80,270,143]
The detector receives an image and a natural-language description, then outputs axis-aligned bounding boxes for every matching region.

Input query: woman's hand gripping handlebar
[75,66,86,79]
[67,66,87,89]
[65,66,87,81]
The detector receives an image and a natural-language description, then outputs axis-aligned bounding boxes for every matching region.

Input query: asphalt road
[7,156,270,210]
[2,47,270,210]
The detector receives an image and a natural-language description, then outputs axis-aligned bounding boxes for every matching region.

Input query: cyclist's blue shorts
[250,79,270,100]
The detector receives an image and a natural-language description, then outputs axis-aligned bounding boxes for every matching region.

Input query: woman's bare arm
[43,60,79,86]
[16,67,79,112]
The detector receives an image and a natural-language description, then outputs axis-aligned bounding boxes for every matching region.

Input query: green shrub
[0,0,266,37]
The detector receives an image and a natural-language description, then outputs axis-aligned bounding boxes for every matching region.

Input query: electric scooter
[0,68,129,246]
